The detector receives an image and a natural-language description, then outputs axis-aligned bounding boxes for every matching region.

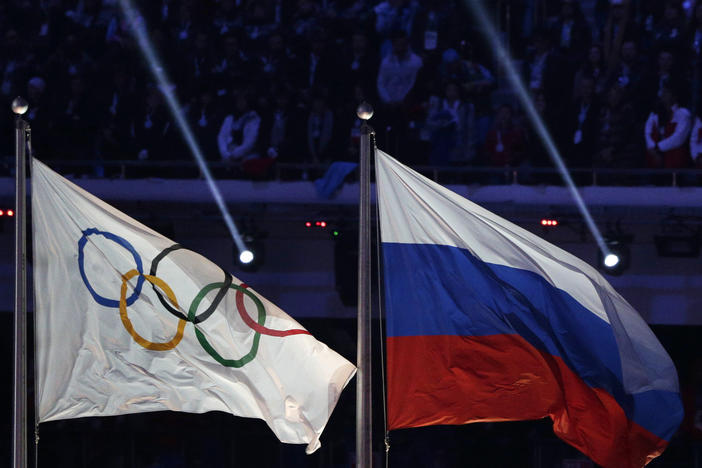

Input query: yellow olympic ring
[119,269,186,351]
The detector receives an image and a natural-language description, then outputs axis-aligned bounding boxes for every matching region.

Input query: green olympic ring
[188,282,265,368]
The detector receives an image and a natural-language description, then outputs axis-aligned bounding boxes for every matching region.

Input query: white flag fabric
[31,158,355,453]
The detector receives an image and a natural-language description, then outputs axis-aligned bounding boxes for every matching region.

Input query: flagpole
[356,102,374,468]
[12,96,29,468]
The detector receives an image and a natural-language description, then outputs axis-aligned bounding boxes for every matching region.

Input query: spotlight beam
[463,0,611,257]
[118,0,248,255]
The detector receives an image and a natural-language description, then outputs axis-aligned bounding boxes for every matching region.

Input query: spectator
[260,90,298,162]
[374,0,420,57]
[644,82,692,168]
[297,30,338,95]
[639,0,665,38]
[188,85,223,162]
[601,0,634,71]
[564,76,600,167]
[95,68,136,170]
[608,38,646,101]
[133,86,175,165]
[524,29,569,119]
[25,77,50,159]
[167,1,196,42]
[213,0,243,35]
[689,106,702,168]
[339,32,378,102]
[574,44,607,97]
[644,48,681,102]
[550,0,591,60]
[213,34,251,93]
[651,0,686,50]
[526,91,558,169]
[0,29,30,98]
[595,84,642,169]
[256,32,295,86]
[424,82,475,165]
[484,104,526,168]
[688,2,702,57]
[55,74,98,165]
[448,41,496,146]
[291,0,322,38]
[179,30,216,96]
[244,2,278,48]
[217,91,262,164]
[307,95,334,163]
[377,31,423,106]
[46,33,95,90]
[686,2,702,115]
[98,67,136,139]
[376,30,423,161]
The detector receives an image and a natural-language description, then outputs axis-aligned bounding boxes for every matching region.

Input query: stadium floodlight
[598,240,630,276]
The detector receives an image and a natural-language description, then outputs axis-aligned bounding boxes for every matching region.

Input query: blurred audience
[0,0,699,183]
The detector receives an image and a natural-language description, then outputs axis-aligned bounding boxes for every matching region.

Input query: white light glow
[603,254,620,268]
[239,250,254,264]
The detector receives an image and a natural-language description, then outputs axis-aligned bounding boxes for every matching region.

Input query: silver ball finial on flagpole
[12,97,28,116]
[12,93,29,468]
[356,101,373,121]
[355,99,374,468]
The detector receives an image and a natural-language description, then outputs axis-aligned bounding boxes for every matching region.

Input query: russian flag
[376,149,683,468]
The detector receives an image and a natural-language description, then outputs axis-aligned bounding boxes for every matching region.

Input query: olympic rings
[120,269,186,351]
[78,228,144,307]
[149,244,233,323]
[78,228,310,367]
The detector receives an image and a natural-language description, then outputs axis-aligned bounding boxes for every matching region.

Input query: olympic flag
[31,159,356,453]
[376,149,682,467]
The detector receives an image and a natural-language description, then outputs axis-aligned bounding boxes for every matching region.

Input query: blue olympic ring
[78,228,144,307]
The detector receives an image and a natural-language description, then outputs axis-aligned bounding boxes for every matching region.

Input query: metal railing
[2,157,700,187]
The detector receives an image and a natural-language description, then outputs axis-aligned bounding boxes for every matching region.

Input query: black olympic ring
[149,244,233,324]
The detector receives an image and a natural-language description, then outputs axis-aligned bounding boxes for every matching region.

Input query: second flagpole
[12,96,29,468]
[356,102,374,468]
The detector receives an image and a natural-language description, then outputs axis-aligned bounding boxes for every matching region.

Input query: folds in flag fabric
[376,149,683,467]
[31,159,355,453]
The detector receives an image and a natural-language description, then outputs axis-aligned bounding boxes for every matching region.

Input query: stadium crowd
[1,0,702,179]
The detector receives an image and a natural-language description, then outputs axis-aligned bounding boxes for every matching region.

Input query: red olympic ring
[235,284,311,337]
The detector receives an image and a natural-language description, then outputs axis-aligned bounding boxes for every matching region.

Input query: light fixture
[598,239,630,276]
[236,219,266,272]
